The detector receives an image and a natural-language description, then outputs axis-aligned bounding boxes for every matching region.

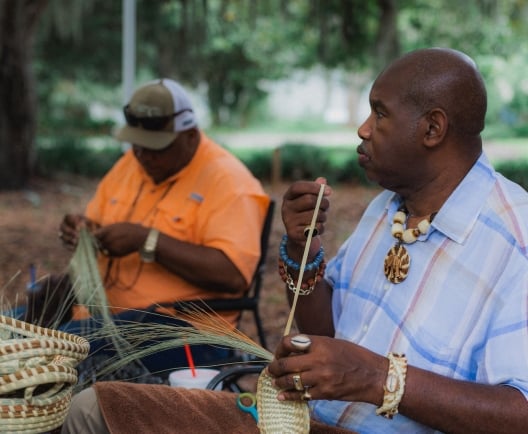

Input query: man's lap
[71,382,356,434]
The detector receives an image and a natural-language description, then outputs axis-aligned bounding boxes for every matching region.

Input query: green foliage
[35,1,122,84]
[495,160,528,191]
[31,138,528,194]
[233,144,367,185]
[28,0,528,186]
[398,0,528,140]
[34,0,382,130]
[36,139,122,177]
[35,139,370,186]
[399,0,523,56]
[233,149,273,181]
[32,0,528,138]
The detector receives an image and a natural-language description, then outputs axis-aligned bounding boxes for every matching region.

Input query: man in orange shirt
[58,78,270,374]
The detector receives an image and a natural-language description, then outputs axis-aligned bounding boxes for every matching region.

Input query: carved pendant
[384,244,410,284]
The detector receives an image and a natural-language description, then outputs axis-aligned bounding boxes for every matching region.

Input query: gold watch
[140,228,159,263]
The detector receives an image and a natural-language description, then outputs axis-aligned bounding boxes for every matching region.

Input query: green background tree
[1,0,527,190]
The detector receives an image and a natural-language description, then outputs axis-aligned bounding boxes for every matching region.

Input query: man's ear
[423,108,448,148]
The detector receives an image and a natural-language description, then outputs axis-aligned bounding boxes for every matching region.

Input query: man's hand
[267,334,386,406]
[93,222,149,257]
[59,214,99,250]
[281,177,331,259]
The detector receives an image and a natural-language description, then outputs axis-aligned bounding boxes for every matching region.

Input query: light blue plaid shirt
[312,153,528,433]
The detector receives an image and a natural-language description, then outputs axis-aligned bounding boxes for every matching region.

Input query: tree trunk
[374,0,400,70]
[0,0,48,190]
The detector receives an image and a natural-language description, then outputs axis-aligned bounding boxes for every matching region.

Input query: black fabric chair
[107,200,275,383]
[174,199,275,349]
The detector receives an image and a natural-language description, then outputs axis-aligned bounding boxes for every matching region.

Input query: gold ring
[101,248,110,256]
[292,374,304,391]
[303,226,318,238]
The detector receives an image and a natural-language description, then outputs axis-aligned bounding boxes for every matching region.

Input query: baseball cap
[114,78,198,150]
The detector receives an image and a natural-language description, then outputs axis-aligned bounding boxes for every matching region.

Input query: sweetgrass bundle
[68,227,130,358]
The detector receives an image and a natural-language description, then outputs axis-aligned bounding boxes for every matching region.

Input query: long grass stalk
[68,228,130,357]
[77,305,273,385]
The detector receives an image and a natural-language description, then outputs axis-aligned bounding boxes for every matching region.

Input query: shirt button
[362,324,369,333]
[383,283,391,291]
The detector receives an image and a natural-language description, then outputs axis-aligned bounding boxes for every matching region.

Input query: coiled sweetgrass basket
[0,315,89,433]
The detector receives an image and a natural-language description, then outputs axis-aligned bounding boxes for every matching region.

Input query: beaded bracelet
[278,258,326,296]
[279,234,325,271]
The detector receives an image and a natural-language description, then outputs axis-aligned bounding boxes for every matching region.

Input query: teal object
[237,392,258,422]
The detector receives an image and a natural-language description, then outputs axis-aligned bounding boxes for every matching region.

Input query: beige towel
[95,382,356,434]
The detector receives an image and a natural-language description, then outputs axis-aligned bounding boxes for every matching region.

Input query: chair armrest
[174,298,258,312]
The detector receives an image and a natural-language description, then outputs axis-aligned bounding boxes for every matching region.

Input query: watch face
[140,228,159,263]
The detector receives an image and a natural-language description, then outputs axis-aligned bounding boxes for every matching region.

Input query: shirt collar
[386,153,496,244]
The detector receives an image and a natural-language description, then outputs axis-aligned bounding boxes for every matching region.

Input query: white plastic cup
[168,368,221,390]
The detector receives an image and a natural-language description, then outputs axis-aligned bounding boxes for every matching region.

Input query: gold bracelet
[376,352,407,419]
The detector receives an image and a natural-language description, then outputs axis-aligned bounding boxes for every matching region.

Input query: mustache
[357,142,367,155]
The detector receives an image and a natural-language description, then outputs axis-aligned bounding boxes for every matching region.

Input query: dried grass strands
[68,227,130,357]
[68,227,108,319]
[79,305,274,383]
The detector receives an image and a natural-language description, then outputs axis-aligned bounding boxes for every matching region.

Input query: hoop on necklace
[383,207,436,284]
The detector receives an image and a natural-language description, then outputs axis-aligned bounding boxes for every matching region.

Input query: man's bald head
[376,48,487,138]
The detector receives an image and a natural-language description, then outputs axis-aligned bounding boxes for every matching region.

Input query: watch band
[140,228,160,263]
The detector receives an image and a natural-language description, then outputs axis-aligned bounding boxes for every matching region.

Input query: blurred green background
[1,0,527,189]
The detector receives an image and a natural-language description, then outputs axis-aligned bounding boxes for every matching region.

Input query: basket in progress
[257,369,310,434]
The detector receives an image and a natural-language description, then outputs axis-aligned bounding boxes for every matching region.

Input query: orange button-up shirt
[82,133,269,325]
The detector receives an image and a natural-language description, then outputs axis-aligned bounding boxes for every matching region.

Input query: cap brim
[114,125,178,150]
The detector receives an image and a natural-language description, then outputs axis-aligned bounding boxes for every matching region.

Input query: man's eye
[375,110,384,119]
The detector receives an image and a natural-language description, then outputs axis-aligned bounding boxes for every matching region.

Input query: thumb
[314,177,332,196]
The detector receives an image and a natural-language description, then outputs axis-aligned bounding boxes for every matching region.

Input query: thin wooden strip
[284,183,326,336]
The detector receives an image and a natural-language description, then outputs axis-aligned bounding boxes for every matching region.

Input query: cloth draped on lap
[94,382,356,434]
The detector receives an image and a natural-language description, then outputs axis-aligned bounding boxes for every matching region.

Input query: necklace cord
[104,179,176,291]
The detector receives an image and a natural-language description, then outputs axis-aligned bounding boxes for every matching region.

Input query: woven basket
[257,369,310,434]
[0,314,90,433]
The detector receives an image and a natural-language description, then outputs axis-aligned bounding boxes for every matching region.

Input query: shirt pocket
[155,195,203,242]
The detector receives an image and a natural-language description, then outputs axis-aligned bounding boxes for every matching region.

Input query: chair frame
[173,200,275,349]
[206,363,267,393]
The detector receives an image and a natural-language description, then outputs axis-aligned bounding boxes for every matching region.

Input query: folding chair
[174,199,275,349]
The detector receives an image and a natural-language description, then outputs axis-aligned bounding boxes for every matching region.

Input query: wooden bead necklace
[384,207,436,284]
